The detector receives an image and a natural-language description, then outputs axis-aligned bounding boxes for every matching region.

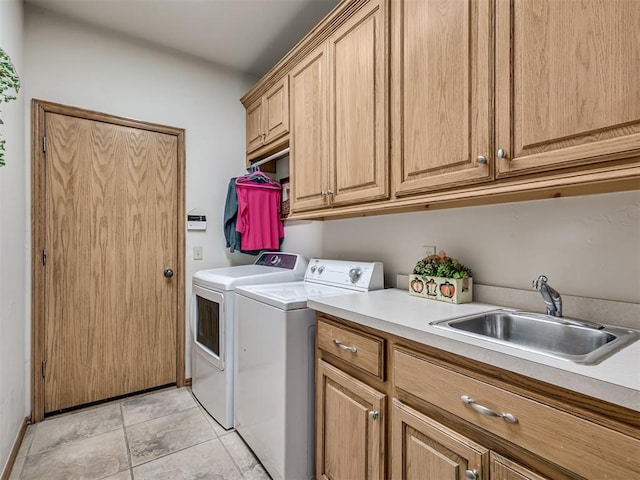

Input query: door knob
[164,269,174,278]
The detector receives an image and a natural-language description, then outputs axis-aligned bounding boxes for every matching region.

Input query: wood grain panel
[491,452,551,480]
[245,98,263,153]
[496,0,640,176]
[392,0,492,195]
[393,348,640,480]
[264,76,289,144]
[290,43,330,212]
[317,359,386,480]
[329,0,388,206]
[317,318,384,378]
[43,112,178,412]
[392,399,489,480]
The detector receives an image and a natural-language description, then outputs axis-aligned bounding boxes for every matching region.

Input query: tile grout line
[119,402,135,480]
[218,434,254,479]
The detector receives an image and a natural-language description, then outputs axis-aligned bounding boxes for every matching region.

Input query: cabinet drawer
[393,348,640,480]
[317,319,384,379]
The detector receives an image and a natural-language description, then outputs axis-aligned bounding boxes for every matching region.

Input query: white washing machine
[190,252,307,429]
[234,259,384,480]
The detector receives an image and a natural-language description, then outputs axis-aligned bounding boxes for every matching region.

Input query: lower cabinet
[315,314,640,480]
[316,359,386,480]
[391,399,488,480]
[392,399,551,480]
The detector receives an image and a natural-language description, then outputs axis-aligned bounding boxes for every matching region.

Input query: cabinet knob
[321,191,327,196]
[326,190,334,195]
[475,155,488,164]
[497,148,507,159]
[368,410,379,420]
[164,269,174,278]
[465,469,479,480]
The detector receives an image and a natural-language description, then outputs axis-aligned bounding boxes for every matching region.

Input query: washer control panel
[304,258,384,291]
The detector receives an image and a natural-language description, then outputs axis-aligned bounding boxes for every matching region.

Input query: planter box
[408,274,473,304]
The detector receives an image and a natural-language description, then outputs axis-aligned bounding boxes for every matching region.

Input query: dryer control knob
[349,267,362,283]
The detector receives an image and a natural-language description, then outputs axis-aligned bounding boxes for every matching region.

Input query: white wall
[322,191,640,307]
[24,5,256,378]
[0,0,27,471]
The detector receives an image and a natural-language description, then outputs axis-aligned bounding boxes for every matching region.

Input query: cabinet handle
[460,395,518,423]
[321,191,327,196]
[326,190,334,195]
[333,339,357,353]
[475,155,488,164]
[497,148,507,159]
[465,469,479,480]
[368,410,379,420]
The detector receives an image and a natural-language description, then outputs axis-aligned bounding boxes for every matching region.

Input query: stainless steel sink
[431,310,639,364]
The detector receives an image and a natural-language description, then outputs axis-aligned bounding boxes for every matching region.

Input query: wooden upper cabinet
[264,77,289,144]
[392,0,492,196]
[495,0,640,177]
[290,0,388,214]
[328,0,389,207]
[245,76,289,156]
[290,43,330,213]
[245,98,264,154]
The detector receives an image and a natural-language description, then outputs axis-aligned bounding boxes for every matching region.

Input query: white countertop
[308,288,640,412]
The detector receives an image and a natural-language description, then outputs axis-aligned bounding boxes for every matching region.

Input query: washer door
[192,284,225,370]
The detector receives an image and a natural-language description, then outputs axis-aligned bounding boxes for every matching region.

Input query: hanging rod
[250,147,290,169]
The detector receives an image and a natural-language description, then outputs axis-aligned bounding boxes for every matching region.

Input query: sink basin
[431,310,639,364]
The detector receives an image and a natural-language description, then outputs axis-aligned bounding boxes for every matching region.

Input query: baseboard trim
[1,416,29,480]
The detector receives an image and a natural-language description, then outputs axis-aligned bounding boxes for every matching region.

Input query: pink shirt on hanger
[235,183,283,251]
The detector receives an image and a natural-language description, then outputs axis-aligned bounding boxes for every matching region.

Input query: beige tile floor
[9,388,270,480]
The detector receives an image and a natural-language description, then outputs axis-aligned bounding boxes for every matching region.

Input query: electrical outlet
[193,246,203,260]
[423,245,436,257]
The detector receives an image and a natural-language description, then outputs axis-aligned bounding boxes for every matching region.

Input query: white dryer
[190,252,307,429]
[234,259,384,480]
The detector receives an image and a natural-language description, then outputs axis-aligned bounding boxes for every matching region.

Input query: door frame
[31,99,186,421]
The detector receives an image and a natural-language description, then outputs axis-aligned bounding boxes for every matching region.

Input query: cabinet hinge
[41,360,46,378]
[42,248,47,265]
[42,136,47,153]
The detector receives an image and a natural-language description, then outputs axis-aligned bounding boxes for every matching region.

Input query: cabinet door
[264,76,290,144]
[392,399,488,480]
[328,0,389,206]
[496,0,640,177]
[491,452,550,480]
[290,43,330,212]
[392,0,492,196]
[245,98,264,154]
[317,359,386,480]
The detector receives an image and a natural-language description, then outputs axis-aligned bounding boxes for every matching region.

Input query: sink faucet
[532,275,562,317]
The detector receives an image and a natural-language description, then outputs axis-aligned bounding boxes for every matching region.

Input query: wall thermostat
[187,215,207,231]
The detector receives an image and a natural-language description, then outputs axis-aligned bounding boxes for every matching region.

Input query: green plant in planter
[413,251,472,279]
[0,46,21,167]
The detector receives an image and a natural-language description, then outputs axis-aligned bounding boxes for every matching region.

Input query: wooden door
[495,0,640,177]
[33,101,184,416]
[290,43,330,213]
[316,359,385,480]
[392,0,492,196]
[263,77,289,144]
[392,399,488,480]
[246,97,264,154]
[328,0,389,207]
[491,452,551,480]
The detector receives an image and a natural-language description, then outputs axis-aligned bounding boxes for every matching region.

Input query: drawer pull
[333,339,357,353]
[461,395,518,423]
